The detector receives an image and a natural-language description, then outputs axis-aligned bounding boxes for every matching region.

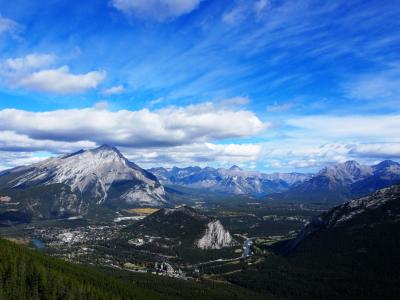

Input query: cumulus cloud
[349,143,400,159]
[122,142,263,167]
[16,66,106,94]
[1,54,106,94]
[0,103,266,150]
[4,53,56,71]
[0,131,96,153]
[0,151,46,171]
[259,114,400,169]
[261,139,400,172]
[286,114,400,140]
[102,85,124,95]
[111,0,202,21]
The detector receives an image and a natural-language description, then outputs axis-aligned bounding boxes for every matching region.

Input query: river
[242,239,253,257]
[32,238,46,250]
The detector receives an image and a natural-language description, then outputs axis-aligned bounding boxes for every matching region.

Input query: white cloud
[0,103,266,150]
[102,85,124,95]
[259,114,400,169]
[111,0,202,21]
[0,130,96,153]
[0,15,23,38]
[349,143,400,159]
[286,114,400,140]
[0,151,46,171]
[122,142,263,167]
[4,53,56,71]
[16,66,106,94]
[1,54,106,94]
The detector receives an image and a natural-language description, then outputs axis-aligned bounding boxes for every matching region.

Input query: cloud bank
[0,103,265,150]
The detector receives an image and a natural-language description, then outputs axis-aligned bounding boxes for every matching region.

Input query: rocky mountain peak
[229,165,243,172]
[0,145,167,216]
[319,160,371,183]
[373,160,400,173]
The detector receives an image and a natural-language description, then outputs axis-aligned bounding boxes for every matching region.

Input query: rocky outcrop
[196,220,236,250]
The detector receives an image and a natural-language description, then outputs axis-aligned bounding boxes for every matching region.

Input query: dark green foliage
[0,238,268,299]
[120,206,241,263]
[0,238,161,299]
[227,186,400,299]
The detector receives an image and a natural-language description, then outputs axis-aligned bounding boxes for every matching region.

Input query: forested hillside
[0,238,266,300]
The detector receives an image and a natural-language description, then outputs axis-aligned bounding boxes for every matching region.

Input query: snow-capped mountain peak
[2,145,166,215]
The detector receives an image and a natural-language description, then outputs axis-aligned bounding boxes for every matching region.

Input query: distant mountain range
[0,145,166,219]
[150,160,400,203]
[276,160,400,203]
[1,144,399,221]
[148,165,312,195]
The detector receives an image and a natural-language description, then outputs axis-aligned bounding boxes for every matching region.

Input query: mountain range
[149,165,312,195]
[276,160,400,203]
[150,160,400,203]
[1,144,399,221]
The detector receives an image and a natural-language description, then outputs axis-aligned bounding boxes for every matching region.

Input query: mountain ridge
[278,159,400,203]
[149,165,312,196]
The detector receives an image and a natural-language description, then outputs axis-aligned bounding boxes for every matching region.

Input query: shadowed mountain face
[227,185,400,299]
[287,184,400,251]
[0,145,167,219]
[149,166,311,196]
[275,160,400,203]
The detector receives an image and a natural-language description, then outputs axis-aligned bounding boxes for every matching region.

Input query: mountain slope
[0,237,162,299]
[0,145,166,219]
[277,160,400,203]
[0,238,266,300]
[124,206,236,249]
[120,206,238,262]
[288,184,400,250]
[228,185,400,299]
[149,166,311,196]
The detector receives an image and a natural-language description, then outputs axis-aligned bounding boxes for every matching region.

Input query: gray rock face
[196,220,236,250]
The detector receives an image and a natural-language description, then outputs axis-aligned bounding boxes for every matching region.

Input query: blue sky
[0,0,399,172]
